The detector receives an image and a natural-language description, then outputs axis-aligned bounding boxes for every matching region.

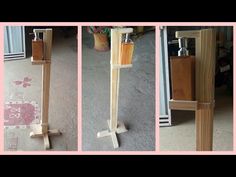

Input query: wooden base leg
[30,125,61,150]
[43,134,50,150]
[97,120,128,149]
[196,108,214,151]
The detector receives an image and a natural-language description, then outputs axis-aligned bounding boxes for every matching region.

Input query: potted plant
[87,26,111,51]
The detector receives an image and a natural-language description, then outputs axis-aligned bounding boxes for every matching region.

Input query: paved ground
[160,86,233,151]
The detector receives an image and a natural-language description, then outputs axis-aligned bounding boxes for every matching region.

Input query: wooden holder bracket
[30,29,61,150]
[169,29,216,151]
[97,28,133,149]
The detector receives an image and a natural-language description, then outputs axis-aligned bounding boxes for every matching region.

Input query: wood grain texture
[110,29,122,130]
[41,29,52,133]
[176,30,200,39]
[196,108,214,151]
[32,40,44,60]
[169,99,198,111]
[195,29,216,151]
[170,56,195,100]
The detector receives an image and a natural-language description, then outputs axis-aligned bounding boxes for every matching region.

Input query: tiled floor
[160,86,233,151]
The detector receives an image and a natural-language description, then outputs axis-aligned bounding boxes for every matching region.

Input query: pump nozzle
[178,38,189,56]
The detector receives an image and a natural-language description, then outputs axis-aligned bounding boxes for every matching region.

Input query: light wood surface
[195,29,216,151]
[169,99,198,111]
[176,30,200,38]
[31,57,51,65]
[110,29,122,130]
[41,29,52,133]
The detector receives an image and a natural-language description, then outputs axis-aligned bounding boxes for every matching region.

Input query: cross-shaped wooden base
[97,120,128,149]
[30,125,61,150]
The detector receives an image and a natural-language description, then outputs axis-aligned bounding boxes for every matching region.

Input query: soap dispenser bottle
[32,32,44,60]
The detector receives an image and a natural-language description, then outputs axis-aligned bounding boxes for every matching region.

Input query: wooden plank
[43,134,50,150]
[110,29,121,130]
[195,29,216,151]
[41,29,52,133]
[112,64,132,69]
[169,99,198,111]
[196,109,214,151]
[116,28,133,34]
[176,30,200,39]
[44,29,53,60]
[48,129,61,136]
[31,57,50,65]
[111,132,119,149]
[97,130,110,138]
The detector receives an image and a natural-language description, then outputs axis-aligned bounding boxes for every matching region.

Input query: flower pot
[93,33,109,51]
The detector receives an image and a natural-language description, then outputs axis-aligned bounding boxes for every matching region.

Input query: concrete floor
[160,86,233,151]
[4,29,77,151]
[82,27,155,151]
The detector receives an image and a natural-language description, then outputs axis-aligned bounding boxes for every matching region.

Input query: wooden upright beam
[195,29,216,151]
[110,29,122,131]
[41,29,52,133]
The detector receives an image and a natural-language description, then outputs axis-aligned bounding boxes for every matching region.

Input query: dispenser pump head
[178,38,189,56]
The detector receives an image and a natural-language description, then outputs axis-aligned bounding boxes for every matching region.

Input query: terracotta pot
[93,33,109,51]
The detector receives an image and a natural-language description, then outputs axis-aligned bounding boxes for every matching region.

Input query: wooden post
[170,29,216,151]
[41,29,52,134]
[97,28,133,148]
[195,29,216,151]
[30,29,61,150]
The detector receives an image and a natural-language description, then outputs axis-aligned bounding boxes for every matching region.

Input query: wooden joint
[41,123,48,127]
[169,99,198,111]
[176,30,200,39]
[115,28,133,34]
[31,57,51,65]
[111,64,132,69]
[198,101,215,109]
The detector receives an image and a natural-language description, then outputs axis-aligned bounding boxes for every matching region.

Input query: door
[4,26,26,60]
[159,26,171,126]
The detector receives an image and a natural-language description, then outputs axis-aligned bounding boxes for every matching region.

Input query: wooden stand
[169,29,216,151]
[97,28,133,148]
[30,29,61,150]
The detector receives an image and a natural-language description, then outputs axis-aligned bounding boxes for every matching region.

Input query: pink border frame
[0,22,234,155]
